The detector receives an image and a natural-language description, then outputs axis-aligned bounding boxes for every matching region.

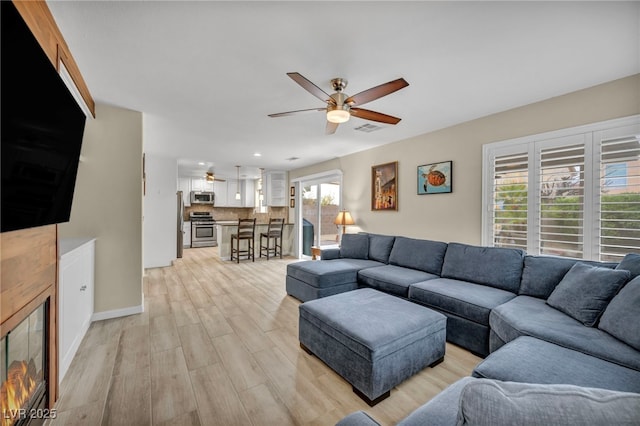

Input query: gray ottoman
[286,260,361,302]
[299,288,447,405]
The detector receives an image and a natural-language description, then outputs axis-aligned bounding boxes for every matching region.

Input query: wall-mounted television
[1,1,87,233]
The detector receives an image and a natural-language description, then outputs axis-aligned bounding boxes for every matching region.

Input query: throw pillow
[616,253,640,279]
[546,262,630,326]
[456,379,640,426]
[339,234,369,260]
[599,275,640,351]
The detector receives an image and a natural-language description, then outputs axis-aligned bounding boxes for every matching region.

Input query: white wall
[143,154,178,268]
[290,74,640,245]
[59,103,144,315]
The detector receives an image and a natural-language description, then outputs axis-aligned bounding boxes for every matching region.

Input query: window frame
[482,115,640,260]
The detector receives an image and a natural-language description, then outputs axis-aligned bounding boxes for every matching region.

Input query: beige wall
[290,74,640,245]
[59,103,143,314]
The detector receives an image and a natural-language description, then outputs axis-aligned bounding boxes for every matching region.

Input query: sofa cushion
[473,336,640,393]
[519,255,616,299]
[388,236,448,275]
[616,253,640,278]
[599,275,640,351]
[489,296,640,371]
[340,234,369,259]
[546,262,629,326]
[409,278,516,325]
[440,243,525,293]
[457,378,640,426]
[358,265,438,298]
[367,233,395,263]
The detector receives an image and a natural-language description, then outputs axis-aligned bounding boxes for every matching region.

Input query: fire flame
[0,360,38,426]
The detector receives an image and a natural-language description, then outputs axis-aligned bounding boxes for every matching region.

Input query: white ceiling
[47,1,640,180]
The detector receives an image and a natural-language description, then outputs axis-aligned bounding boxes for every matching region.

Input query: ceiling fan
[268,72,409,134]
[205,171,225,182]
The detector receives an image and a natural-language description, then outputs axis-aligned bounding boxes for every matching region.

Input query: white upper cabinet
[213,180,228,206]
[178,177,191,206]
[265,171,287,206]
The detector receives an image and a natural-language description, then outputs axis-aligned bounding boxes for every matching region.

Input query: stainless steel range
[190,212,217,248]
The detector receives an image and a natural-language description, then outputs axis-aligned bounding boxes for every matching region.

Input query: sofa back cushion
[457,379,640,426]
[367,233,396,263]
[546,262,630,327]
[440,243,525,292]
[616,253,640,279]
[519,255,617,299]
[388,236,447,275]
[599,275,640,351]
[340,234,369,259]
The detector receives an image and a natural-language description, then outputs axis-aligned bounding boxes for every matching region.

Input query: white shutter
[538,144,585,258]
[492,153,528,250]
[599,134,640,261]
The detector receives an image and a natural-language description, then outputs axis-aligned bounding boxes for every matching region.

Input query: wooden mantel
[1,0,96,406]
[0,225,59,406]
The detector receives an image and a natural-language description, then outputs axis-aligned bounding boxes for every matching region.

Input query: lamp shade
[334,210,355,226]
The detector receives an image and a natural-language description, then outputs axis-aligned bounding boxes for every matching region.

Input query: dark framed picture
[290,198,295,208]
[290,186,295,197]
[418,161,452,194]
[371,161,398,210]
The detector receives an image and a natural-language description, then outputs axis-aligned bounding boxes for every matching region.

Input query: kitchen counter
[216,222,295,260]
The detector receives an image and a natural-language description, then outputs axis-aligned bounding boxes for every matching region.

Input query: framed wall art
[418,161,452,194]
[371,161,398,210]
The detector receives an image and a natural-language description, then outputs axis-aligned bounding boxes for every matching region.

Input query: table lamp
[334,210,355,235]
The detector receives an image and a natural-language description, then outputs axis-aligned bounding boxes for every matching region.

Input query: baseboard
[91,303,144,322]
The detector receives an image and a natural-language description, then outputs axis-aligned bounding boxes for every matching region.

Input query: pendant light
[235,165,241,200]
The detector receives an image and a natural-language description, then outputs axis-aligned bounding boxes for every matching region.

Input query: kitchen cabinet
[226,179,243,207]
[214,181,228,206]
[191,178,213,192]
[243,179,255,207]
[184,221,191,247]
[58,238,95,383]
[178,177,191,206]
[265,171,287,206]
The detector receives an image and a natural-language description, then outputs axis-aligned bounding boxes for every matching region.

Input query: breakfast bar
[216,221,295,260]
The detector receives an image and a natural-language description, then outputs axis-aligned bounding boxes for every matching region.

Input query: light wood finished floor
[50,247,481,425]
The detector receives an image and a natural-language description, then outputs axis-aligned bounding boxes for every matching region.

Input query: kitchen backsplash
[184,206,287,222]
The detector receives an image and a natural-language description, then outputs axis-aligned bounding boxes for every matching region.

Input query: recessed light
[253,153,262,157]
[198,162,205,165]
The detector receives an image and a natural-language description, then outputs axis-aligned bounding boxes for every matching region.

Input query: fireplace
[1,302,48,426]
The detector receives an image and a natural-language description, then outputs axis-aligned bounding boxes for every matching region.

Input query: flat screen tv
[1,1,87,233]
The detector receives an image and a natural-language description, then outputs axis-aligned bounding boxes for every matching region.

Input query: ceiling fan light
[327,108,350,124]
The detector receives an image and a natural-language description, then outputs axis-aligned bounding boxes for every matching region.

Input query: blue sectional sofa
[285,233,640,424]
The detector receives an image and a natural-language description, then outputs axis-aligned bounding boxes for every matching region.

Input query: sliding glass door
[293,171,343,258]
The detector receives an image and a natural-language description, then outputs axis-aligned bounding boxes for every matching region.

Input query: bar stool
[231,218,256,263]
[260,217,284,260]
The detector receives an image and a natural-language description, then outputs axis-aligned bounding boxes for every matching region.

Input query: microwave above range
[190,191,214,204]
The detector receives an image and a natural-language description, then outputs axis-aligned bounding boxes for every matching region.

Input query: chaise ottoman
[286,260,364,302]
[299,288,447,405]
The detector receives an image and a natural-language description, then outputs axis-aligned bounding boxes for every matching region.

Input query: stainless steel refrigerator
[177,191,184,258]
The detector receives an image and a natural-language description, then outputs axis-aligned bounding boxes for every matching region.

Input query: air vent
[354,123,383,133]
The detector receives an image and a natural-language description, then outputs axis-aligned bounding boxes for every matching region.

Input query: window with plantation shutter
[492,153,528,251]
[599,134,640,261]
[483,116,640,261]
[539,144,585,258]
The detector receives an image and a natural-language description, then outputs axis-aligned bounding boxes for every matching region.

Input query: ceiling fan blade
[215,178,226,182]
[326,121,339,135]
[268,108,326,118]
[287,72,335,105]
[350,108,402,125]
[345,78,409,106]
